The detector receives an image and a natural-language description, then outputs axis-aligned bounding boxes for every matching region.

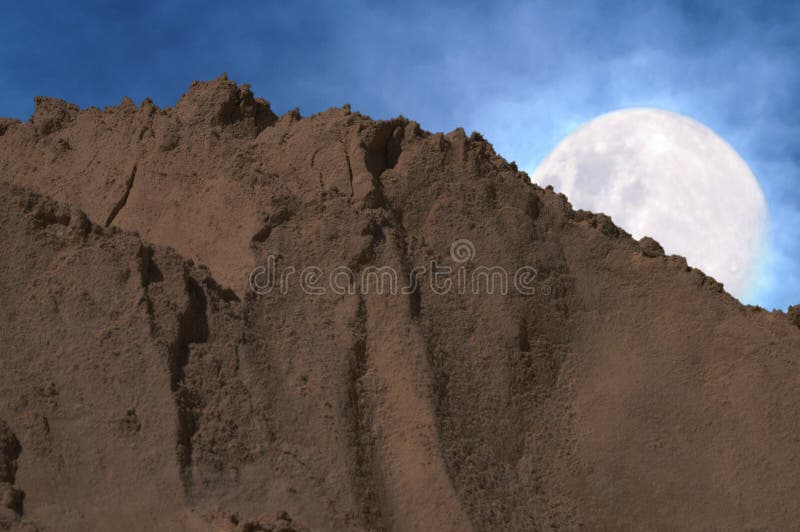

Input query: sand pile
[0,76,798,530]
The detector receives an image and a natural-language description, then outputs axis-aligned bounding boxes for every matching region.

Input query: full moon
[531,108,768,300]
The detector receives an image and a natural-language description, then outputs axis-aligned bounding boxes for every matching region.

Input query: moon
[531,108,768,300]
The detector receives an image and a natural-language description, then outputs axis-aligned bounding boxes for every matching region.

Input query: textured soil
[0,75,799,531]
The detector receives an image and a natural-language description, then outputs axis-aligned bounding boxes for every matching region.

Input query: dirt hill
[0,75,798,531]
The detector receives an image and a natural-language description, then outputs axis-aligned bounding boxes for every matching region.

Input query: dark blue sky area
[2,0,798,309]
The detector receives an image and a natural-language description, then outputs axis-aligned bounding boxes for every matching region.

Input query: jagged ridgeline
[0,76,799,531]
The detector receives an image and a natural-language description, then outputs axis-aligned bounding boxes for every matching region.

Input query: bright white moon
[531,108,767,299]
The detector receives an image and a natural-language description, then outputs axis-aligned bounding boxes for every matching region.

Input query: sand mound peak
[0,79,798,530]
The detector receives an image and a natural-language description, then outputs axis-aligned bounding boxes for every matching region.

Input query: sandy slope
[0,76,798,530]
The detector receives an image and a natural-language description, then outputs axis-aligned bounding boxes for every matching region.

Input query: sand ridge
[0,76,798,530]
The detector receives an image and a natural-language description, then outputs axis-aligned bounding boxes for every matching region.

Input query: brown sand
[0,75,798,531]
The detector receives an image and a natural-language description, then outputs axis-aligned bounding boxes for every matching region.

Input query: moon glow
[531,108,768,299]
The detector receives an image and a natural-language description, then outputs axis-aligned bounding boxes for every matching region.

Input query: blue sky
[2,0,798,309]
